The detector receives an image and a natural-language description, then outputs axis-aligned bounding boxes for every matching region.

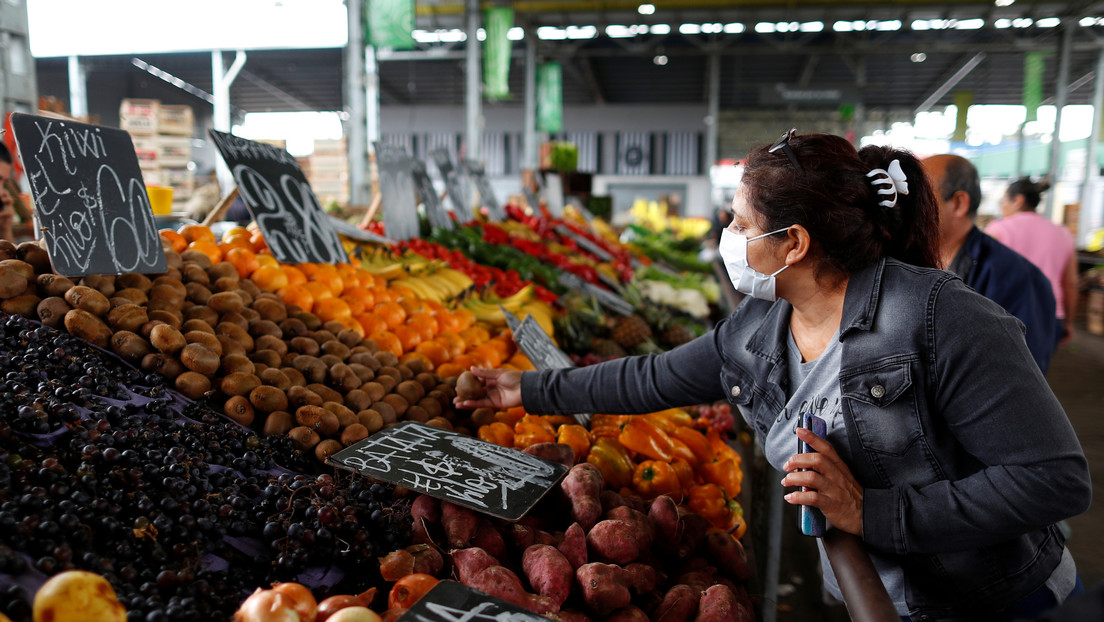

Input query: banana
[520,302,556,337]
[394,277,440,302]
[436,268,474,292]
[462,297,508,325]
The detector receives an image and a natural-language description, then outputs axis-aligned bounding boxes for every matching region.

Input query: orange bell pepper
[688,483,742,532]
[556,424,592,462]
[643,408,694,433]
[700,457,742,499]
[590,414,630,440]
[706,427,742,464]
[633,460,682,499]
[514,415,555,448]
[477,422,514,447]
[668,438,699,469]
[671,426,715,465]
[587,437,634,489]
[619,417,674,461]
[670,458,695,490]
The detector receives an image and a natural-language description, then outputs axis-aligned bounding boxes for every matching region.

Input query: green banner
[366,0,415,50]
[483,7,513,100]
[537,62,563,133]
[1023,51,1048,123]
[953,90,973,142]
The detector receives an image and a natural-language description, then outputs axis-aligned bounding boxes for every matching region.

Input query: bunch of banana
[390,267,474,304]
[518,300,557,337]
[358,250,408,281]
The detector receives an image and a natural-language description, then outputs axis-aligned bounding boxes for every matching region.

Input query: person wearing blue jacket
[458,132,1091,621]
[922,154,1060,372]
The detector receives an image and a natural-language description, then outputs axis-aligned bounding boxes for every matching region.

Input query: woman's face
[728,187,785,271]
[999,192,1021,217]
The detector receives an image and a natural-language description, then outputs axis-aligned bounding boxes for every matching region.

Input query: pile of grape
[0,313,411,621]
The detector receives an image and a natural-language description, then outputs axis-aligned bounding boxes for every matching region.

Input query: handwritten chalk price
[398,581,551,622]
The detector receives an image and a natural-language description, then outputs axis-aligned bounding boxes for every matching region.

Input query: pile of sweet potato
[380,463,754,621]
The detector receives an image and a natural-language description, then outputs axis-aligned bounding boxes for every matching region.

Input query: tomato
[387,574,439,610]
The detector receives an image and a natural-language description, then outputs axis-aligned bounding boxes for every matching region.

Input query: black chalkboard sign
[432,149,474,224]
[555,224,615,262]
[558,272,633,316]
[208,130,348,265]
[508,315,590,427]
[412,159,454,231]
[372,142,421,241]
[398,581,552,622]
[327,215,395,245]
[329,421,568,521]
[463,159,504,221]
[10,113,167,277]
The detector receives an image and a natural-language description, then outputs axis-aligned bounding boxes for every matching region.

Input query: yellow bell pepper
[633,460,682,499]
[587,437,634,490]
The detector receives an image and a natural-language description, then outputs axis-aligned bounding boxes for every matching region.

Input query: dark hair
[1006,177,1050,211]
[935,156,982,216]
[741,133,941,276]
[0,142,11,165]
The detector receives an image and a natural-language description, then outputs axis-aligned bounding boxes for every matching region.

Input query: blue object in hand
[798,413,827,537]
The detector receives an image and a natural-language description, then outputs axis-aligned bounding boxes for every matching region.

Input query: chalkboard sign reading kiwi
[397,581,551,622]
[10,113,168,277]
[412,158,454,231]
[372,142,421,241]
[431,149,474,224]
[329,421,568,521]
[208,130,347,265]
[462,159,504,221]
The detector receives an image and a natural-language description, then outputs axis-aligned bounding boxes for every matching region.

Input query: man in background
[922,154,1060,372]
[0,142,16,241]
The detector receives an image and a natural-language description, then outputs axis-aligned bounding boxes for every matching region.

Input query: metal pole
[212,50,246,196]
[1016,122,1027,178]
[1080,46,1104,249]
[465,0,482,162]
[345,0,367,206]
[823,530,899,622]
[522,27,538,171]
[366,46,381,147]
[67,56,88,119]
[705,52,720,170]
[1046,21,1074,220]
[761,470,784,622]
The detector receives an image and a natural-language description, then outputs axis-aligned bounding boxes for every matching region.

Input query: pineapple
[659,321,696,348]
[611,314,653,349]
[590,337,628,359]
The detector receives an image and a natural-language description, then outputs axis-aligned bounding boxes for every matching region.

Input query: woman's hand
[780,427,865,536]
[453,367,523,411]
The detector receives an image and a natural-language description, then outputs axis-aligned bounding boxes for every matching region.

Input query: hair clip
[866,159,909,208]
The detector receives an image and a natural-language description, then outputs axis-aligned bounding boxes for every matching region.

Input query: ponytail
[1006,177,1049,211]
[857,145,940,269]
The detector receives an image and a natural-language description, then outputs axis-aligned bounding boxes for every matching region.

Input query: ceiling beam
[914,51,986,114]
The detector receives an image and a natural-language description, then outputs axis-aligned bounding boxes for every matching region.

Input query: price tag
[372,141,421,241]
[500,306,523,332]
[329,422,568,521]
[10,113,167,277]
[398,581,551,622]
[208,130,348,264]
[432,149,474,224]
[463,159,504,221]
[412,159,454,231]
[555,225,615,262]
[558,272,633,317]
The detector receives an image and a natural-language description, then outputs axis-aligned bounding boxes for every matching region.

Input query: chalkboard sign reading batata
[372,142,421,241]
[432,149,474,224]
[398,581,551,622]
[208,130,347,265]
[10,113,167,277]
[412,159,454,231]
[463,159,504,221]
[329,421,568,521]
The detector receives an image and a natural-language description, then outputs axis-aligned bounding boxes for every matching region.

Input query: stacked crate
[121,99,196,206]
[308,139,349,206]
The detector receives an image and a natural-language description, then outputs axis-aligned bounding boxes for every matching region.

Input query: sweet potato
[451,547,499,584]
[411,516,438,547]
[468,565,558,616]
[522,544,574,606]
[606,606,650,622]
[511,523,558,551]
[549,610,592,622]
[601,489,648,514]
[575,563,632,617]
[523,442,576,467]
[648,494,681,550]
[704,529,750,582]
[411,494,441,524]
[653,584,699,622]
[606,506,655,551]
[472,518,508,561]
[441,501,480,548]
[407,543,444,577]
[561,463,603,530]
[557,523,587,570]
[695,584,754,622]
[586,519,644,565]
[623,563,658,596]
[676,508,711,560]
[676,569,717,595]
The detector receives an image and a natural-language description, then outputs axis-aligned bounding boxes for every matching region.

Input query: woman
[457,131,1091,621]
[986,178,1078,346]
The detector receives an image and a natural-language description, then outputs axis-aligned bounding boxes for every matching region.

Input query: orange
[312,268,345,297]
[434,309,460,334]
[282,265,308,287]
[399,351,434,371]
[187,239,223,264]
[421,299,444,312]
[374,301,407,330]
[507,351,536,371]
[298,263,320,278]
[314,298,353,323]
[336,262,358,283]
[278,285,314,311]
[159,229,187,253]
[452,308,476,331]
[249,232,267,252]
[224,247,260,279]
[355,312,387,337]
[469,344,503,368]
[388,285,415,301]
[354,268,377,289]
[406,312,439,342]
[435,362,466,379]
[338,316,366,339]
[486,336,514,360]
[450,354,476,371]
[370,330,403,357]
[414,340,450,367]
[255,253,279,269]
[392,325,422,351]
[179,224,216,244]
[304,281,334,302]
[397,297,424,315]
[221,226,250,242]
[460,325,491,347]
[437,331,466,359]
[251,265,290,292]
[342,287,375,316]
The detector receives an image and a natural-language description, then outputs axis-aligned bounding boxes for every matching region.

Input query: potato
[576,563,633,617]
[561,463,604,531]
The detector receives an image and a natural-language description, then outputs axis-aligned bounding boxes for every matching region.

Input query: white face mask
[718,227,791,301]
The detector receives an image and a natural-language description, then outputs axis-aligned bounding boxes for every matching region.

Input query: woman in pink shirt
[986,178,1078,344]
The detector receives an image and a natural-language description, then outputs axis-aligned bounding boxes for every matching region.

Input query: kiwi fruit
[182,319,215,335]
[307,383,343,405]
[425,417,454,431]
[296,405,340,436]
[371,401,397,425]
[322,321,346,335]
[414,372,439,392]
[374,351,399,368]
[148,310,182,330]
[288,426,320,450]
[342,389,371,413]
[15,243,50,274]
[294,311,321,331]
[314,439,343,463]
[320,340,351,360]
[340,424,370,446]
[348,352,382,371]
[395,380,427,405]
[258,368,292,392]
[357,410,384,433]
[116,273,152,292]
[287,385,323,409]
[0,264,30,298]
[152,276,187,296]
[335,329,361,348]
[250,349,283,369]
[376,366,402,381]
[2,294,40,318]
[319,354,343,368]
[374,374,398,393]
[78,274,115,297]
[148,284,185,307]
[254,335,288,357]
[357,339,381,354]
[328,364,360,393]
[243,385,287,416]
[217,335,247,358]
[360,382,387,404]
[141,353,185,380]
[150,324,187,354]
[209,276,237,293]
[207,262,238,282]
[175,371,212,399]
[112,287,148,305]
[110,330,153,362]
[436,383,457,400]
[253,298,287,323]
[215,322,254,351]
[240,306,260,323]
[63,285,110,316]
[218,354,254,376]
[285,336,316,357]
[181,264,210,285]
[456,372,485,401]
[324,401,357,429]
[63,308,112,348]
[248,319,281,339]
[179,343,220,376]
[206,291,243,315]
[36,274,74,298]
[183,304,218,325]
[218,311,248,332]
[139,320,168,340]
[281,367,307,387]
[220,372,262,397]
[402,357,429,376]
[37,297,72,328]
[382,393,409,417]
[279,318,309,338]
[223,395,255,426]
[184,330,223,355]
[348,363,375,384]
[238,279,261,299]
[418,397,444,419]
[180,250,213,269]
[0,240,15,260]
[291,356,327,384]
[404,405,431,423]
[164,252,183,271]
[263,411,294,437]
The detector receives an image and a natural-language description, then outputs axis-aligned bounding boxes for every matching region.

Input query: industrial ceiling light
[653,54,668,65]
[638,4,656,15]
[911,52,927,62]
[995,0,1014,6]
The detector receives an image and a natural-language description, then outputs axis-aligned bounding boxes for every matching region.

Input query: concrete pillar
[345,0,367,205]
[67,56,88,119]
[465,0,482,161]
[1046,21,1073,220]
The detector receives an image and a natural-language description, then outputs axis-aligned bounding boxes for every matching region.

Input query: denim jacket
[522,258,1091,619]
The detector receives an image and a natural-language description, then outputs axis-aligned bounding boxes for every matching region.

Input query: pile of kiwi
[0,238,464,464]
